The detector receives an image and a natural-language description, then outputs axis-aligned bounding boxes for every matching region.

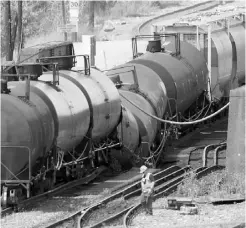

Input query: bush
[176,169,245,199]
[109,1,159,18]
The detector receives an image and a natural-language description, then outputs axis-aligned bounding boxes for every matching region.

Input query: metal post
[207,24,212,102]
[151,25,157,40]
[162,26,166,42]
[90,36,96,66]
[226,18,230,36]
[180,34,184,41]
[53,64,58,84]
[75,18,79,42]
[25,75,30,100]
[2,186,8,207]
[241,13,245,22]
[103,50,107,70]
[196,25,200,50]
[132,66,139,90]
[27,183,30,198]
[28,148,32,198]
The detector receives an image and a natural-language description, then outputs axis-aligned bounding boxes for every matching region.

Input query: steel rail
[202,142,227,167]
[213,143,227,166]
[39,166,164,228]
[1,166,107,217]
[77,165,185,228]
[123,165,225,228]
[76,166,190,228]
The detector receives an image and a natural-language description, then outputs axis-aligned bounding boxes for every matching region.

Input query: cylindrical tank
[7,81,57,151]
[1,94,47,180]
[210,30,233,98]
[107,63,167,118]
[111,105,140,168]
[229,24,245,87]
[119,90,158,146]
[134,41,208,114]
[2,68,121,181]
[118,105,140,152]
[11,77,90,151]
[58,69,121,140]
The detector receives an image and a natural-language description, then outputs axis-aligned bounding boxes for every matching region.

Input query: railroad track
[123,165,225,228]
[38,165,187,228]
[78,165,190,228]
[1,166,106,216]
[73,165,224,228]
[137,1,222,35]
[1,166,107,217]
[1,118,229,228]
[1,167,157,228]
[163,117,228,168]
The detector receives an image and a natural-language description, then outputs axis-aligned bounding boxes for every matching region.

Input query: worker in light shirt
[139,165,155,215]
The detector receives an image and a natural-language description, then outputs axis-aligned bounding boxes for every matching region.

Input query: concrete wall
[226,85,245,174]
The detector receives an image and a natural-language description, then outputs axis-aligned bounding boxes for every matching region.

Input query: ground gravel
[131,198,245,228]
[85,197,139,227]
[0,195,102,228]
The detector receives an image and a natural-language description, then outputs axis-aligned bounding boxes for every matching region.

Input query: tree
[88,1,95,32]
[17,0,23,61]
[62,1,67,41]
[4,1,12,61]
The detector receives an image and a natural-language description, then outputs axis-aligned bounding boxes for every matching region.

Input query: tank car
[162,13,245,101]
[1,18,245,206]
[107,36,208,161]
[1,42,127,206]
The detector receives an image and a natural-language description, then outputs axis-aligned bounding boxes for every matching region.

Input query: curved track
[138,1,221,35]
[163,117,228,168]
[1,166,106,217]
[77,166,189,228]
[1,167,151,228]
[123,165,225,228]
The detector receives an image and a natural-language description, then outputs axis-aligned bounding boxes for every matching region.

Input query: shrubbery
[176,169,245,199]
[1,0,188,59]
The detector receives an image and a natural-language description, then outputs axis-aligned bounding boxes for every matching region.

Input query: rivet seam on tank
[17,96,36,107]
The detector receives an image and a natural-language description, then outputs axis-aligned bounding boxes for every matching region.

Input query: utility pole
[62,1,67,41]
[5,1,12,61]
[17,0,23,62]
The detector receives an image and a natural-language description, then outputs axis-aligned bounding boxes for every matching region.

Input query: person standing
[140,165,155,215]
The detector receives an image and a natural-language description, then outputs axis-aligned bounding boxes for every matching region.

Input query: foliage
[1,0,185,59]
[176,169,245,199]
[1,1,67,58]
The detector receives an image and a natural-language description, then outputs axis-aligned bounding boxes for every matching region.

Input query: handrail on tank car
[0,73,31,100]
[37,54,91,76]
[107,65,139,90]
[131,33,181,59]
[1,146,32,198]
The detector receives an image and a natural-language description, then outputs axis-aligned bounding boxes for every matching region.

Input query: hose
[120,93,229,125]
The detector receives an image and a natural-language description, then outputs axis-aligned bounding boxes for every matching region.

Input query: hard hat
[140,165,148,174]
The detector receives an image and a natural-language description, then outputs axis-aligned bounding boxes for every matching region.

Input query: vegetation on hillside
[176,169,245,199]
[1,0,186,59]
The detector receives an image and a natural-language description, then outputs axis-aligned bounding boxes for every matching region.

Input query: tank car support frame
[1,146,32,203]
